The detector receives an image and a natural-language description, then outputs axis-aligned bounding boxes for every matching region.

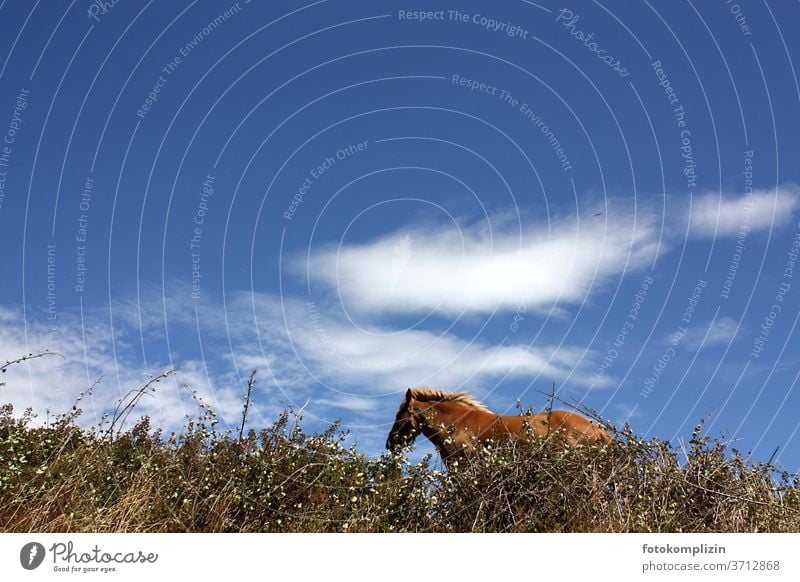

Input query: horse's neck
[417,402,457,443]
[418,401,485,450]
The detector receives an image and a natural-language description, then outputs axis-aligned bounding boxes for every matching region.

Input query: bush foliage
[2,396,799,532]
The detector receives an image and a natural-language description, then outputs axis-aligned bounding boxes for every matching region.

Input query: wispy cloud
[2,286,613,458]
[0,304,249,431]
[233,293,612,395]
[298,204,661,317]
[10,187,789,444]
[689,185,800,237]
[675,317,740,351]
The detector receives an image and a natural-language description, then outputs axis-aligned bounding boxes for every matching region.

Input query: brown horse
[386,387,612,466]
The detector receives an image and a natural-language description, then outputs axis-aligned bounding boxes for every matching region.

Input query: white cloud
[11,183,778,438]
[3,280,605,435]
[232,292,613,395]
[313,394,380,412]
[0,304,249,432]
[298,205,660,317]
[689,185,800,237]
[676,317,740,350]
[300,187,799,323]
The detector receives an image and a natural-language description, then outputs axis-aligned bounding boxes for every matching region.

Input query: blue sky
[1,0,799,469]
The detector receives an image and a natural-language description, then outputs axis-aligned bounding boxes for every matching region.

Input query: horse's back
[498,410,612,444]
[546,410,612,444]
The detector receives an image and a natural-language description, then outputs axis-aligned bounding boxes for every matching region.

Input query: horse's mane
[408,387,492,414]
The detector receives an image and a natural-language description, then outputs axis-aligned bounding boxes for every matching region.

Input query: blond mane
[407,387,492,414]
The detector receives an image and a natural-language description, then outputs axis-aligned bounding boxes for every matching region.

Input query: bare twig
[238,370,257,443]
[534,388,613,433]
[546,381,555,439]
[61,375,104,424]
[1,351,64,385]
[767,446,780,467]
[291,398,310,436]
[681,475,798,512]
[107,369,174,441]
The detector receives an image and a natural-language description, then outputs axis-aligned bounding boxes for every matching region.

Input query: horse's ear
[405,388,412,401]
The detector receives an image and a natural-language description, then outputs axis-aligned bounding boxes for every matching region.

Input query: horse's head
[386,389,423,451]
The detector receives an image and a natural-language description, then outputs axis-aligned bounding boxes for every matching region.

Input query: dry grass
[2,396,799,533]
